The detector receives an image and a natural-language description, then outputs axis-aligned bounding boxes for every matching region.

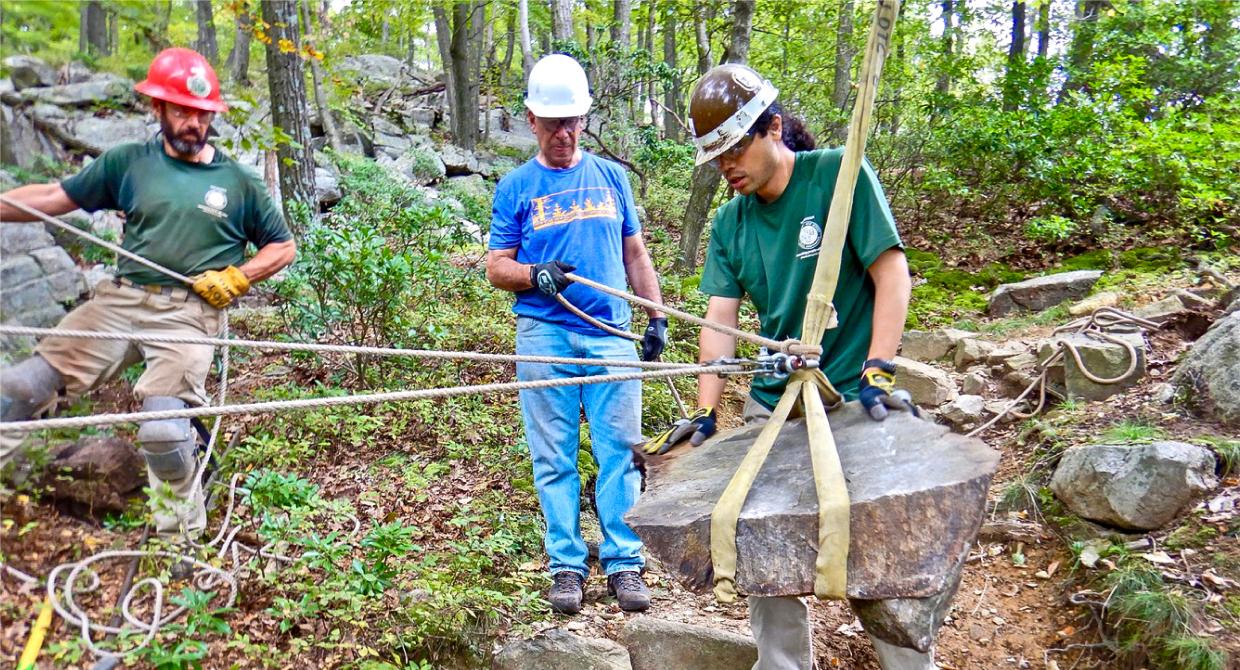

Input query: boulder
[70,114,152,152]
[21,74,133,106]
[440,143,479,175]
[620,617,756,670]
[1050,442,1218,531]
[1133,296,1188,323]
[314,167,341,206]
[4,55,57,90]
[1038,331,1145,401]
[893,356,956,407]
[337,54,406,88]
[62,61,94,85]
[1171,312,1240,426]
[626,401,999,600]
[962,371,988,396]
[494,628,631,670]
[851,568,962,653]
[900,329,975,362]
[954,338,995,371]
[44,436,146,514]
[988,270,1103,316]
[2,103,60,168]
[939,395,986,430]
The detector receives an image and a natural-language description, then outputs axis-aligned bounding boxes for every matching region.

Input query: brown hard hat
[687,64,778,166]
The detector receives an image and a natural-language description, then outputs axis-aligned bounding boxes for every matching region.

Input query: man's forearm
[865,250,912,365]
[239,240,296,283]
[624,253,666,320]
[697,327,736,408]
[487,254,535,292]
[1,183,79,222]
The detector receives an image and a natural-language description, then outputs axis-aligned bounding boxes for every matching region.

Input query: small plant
[1025,214,1079,243]
[1099,420,1166,443]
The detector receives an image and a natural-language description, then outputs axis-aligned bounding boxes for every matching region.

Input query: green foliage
[1024,215,1078,244]
[905,248,1025,328]
[1098,420,1165,444]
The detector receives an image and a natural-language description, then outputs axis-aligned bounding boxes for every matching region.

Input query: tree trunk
[936,0,953,94]
[612,0,632,51]
[305,1,341,153]
[831,0,855,141]
[693,4,712,75]
[437,1,483,150]
[501,7,517,91]
[552,0,573,43]
[226,1,252,85]
[196,0,219,64]
[260,0,315,224]
[720,0,754,65]
[80,1,110,57]
[645,0,658,123]
[662,1,680,140]
[1036,0,1051,58]
[677,0,754,272]
[518,0,534,79]
[108,6,118,54]
[1003,0,1027,110]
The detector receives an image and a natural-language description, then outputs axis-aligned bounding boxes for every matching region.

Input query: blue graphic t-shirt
[489,151,641,335]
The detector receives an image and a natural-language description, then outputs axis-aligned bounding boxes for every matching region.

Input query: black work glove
[530,261,576,296]
[641,317,668,361]
[859,359,921,421]
[641,407,717,455]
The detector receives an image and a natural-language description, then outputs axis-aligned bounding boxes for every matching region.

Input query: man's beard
[159,117,208,156]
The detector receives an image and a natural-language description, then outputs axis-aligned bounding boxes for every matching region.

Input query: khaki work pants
[741,396,937,670]
[25,280,220,538]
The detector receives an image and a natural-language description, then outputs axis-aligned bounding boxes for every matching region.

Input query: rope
[1,363,749,433]
[967,307,1159,437]
[0,195,194,286]
[0,325,694,371]
[565,272,820,357]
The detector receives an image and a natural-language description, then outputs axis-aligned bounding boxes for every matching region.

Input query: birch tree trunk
[225,1,253,85]
[518,0,534,79]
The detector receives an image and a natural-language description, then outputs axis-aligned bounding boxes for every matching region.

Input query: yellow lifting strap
[709,0,901,603]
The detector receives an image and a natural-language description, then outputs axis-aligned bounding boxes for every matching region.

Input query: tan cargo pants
[22,279,221,538]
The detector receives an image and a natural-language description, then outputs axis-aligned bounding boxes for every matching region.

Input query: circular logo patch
[204,186,228,210]
[798,216,822,250]
[186,66,212,98]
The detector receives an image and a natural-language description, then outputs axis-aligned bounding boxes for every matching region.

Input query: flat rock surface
[627,401,999,600]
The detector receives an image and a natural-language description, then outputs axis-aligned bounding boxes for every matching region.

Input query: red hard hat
[134,47,227,112]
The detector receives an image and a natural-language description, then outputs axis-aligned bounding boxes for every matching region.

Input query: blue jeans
[515,316,645,578]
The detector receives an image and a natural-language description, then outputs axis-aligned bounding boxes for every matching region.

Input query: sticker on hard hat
[732,68,762,92]
[187,66,212,98]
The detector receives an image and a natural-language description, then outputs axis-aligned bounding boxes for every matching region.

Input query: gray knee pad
[1,355,64,421]
[137,396,196,481]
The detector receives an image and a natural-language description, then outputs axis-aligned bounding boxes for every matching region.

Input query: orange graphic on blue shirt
[530,187,619,230]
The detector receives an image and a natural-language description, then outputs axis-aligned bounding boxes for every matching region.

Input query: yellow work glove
[640,407,717,455]
[191,266,250,309]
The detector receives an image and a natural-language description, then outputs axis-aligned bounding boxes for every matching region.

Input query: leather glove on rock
[641,317,668,362]
[192,266,250,309]
[641,407,717,455]
[530,261,576,296]
[859,359,921,421]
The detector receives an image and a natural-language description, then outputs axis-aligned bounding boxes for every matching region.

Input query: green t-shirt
[700,148,903,408]
[61,140,291,286]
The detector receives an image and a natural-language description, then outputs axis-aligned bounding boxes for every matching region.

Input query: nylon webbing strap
[708,0,900,603]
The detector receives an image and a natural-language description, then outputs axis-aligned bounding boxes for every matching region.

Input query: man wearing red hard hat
[0,48,295,544]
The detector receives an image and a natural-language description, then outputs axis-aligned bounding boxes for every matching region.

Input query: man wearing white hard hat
[486,54,666,614]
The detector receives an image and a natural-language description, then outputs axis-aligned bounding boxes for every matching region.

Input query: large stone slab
[988,270,1103,316]
[620,617,757,670]
[627,401,999,600]
[4,55,57,90]
[494,628,631,670]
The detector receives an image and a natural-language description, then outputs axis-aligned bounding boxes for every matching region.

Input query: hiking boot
[607,570,650,612]
[548,571,585,614]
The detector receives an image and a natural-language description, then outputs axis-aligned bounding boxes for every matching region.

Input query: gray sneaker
[607,570,650,611]
[548,571,585,614]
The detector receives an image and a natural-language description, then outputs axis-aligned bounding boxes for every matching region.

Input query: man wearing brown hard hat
[646,63,926,669]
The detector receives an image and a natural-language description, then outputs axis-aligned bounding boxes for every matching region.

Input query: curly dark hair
[751,102,816,152]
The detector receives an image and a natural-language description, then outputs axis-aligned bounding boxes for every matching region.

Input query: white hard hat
[525,54,592,118]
